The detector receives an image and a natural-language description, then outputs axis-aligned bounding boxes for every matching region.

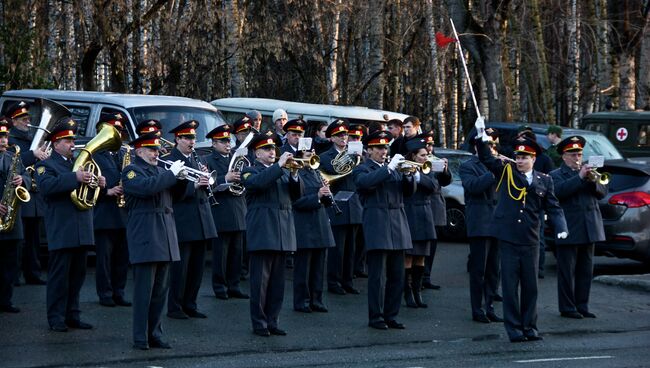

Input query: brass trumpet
[577,161,610,185]
[397,160,432,174]
[157,158,217,185]
[284,155,321,171]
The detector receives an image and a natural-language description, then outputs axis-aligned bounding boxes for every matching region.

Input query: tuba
[28,98,72,153]
[319,149,360,183]
[0,145,31,232]
[70,123,122,210]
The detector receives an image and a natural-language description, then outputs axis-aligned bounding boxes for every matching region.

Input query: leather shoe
[579,311,596,318]
[50,323,68,332]
[294,306,312,313]
[510,336,528,343]
[328,286,346,295]
[227,290,250,299]
[167,310,189,319]
[386,320,405,329]
[343,286,360,294]
[133,342,149,350]
[66,320,93,329]
[493,294,503,302]
[422,281,441,290]
[368,321,388,330]
[184,309,207,318]
[269,327,287,336]
[149,339,172,349]
[113,296,132,307]
[253,328,270,337]
[354,271,368,278]
[526,335,543,341]
[0,305,20,313]
[310,303,328,313]
[25,278,46,285]
[214,292,229,300]
[99,298,116,307]
[561,311,584,319]
[486,313,504,323]
[472,314,490,323]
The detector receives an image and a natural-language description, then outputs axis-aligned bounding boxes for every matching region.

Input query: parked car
[581,111,650,158]
[464,122,650,263]
[435,148,473,241]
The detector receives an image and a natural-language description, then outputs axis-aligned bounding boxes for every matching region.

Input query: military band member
[460,130,502,323]
[281,118,307,155]
[550,136,606,319]
[242,131,302,337]
[476,128,567,342]
[122,133,184,350]
[402,138,437,309]
[347,125,368,278]
[203,125,249,300]
[93,113,130,307]
[353,130,416,330]
[35,117,105,332]
[7,101,47,285]
[0,119,30,313]
[164,120,218,319]
[420,132,451,290]
[320,120,363,295]
[292,149,335,313]
[232,116,255,164]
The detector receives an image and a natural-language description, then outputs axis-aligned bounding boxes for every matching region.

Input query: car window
[638,124,649,147]
[582,133,624,160]
[437,153,472,181]
[583,122,608,135]
[130,106,226,144]
[604,169,650,192]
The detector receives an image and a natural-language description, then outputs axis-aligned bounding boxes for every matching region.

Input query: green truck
[581,111,650,157]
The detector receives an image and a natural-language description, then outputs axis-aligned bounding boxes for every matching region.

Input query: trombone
[157,158,217,185]
[397,160,432,174]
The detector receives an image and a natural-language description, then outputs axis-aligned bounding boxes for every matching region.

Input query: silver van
[1,89,227,147]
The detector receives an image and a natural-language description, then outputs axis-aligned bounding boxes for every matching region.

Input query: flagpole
[449,18,481,119]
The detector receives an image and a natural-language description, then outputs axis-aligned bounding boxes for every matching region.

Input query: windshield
[583,133,624,160]
[130,106,226,146]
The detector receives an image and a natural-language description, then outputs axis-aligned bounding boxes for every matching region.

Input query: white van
[1,89,227,148]
[210,97,409,133]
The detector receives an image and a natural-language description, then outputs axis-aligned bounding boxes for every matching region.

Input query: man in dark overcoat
[163,120,218,319]
[353,130,416,330]
[203,124,249,300]
[242,131,302,337]
[550,135,606,319]
[476,126,567,343]
[35,117,104,332]
[122,133,183,350]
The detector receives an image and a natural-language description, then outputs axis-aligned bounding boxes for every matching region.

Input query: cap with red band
[170,120,199,137]
[206,124,232,140]
[363,130,391,147]
[131,133,161,149]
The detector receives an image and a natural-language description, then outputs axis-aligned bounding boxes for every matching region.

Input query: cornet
[397,160,432,174]
[157,158,217,185]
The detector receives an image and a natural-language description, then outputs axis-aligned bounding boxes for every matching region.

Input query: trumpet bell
[598,172,610,185]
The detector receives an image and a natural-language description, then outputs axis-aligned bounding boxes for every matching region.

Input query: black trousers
[211,231,244,295]
[499,240,539,340]
[0,240,19,307]
[132,262,170,345]
[327,224,358,289]
[468,237,500,317]
[168,239,208,314]
[366,249,405,324]
[249,251,286,330]
[354,227,366,274]
[556,243,594,314]
[20,217,43,282]
[293,248,326,309]
[47,248,87,326]
[94,229,129,301]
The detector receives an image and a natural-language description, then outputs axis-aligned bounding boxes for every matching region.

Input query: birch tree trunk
[636,7,650,110]
[530,0,554,123]
[224,0,242,97]
[424,0,446,147]
[567,0,580,127]
[366,0,385,108]
[326,0,342,104]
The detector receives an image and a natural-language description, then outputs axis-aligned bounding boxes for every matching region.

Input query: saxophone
[117,145,131,208]
[0,145,31,232]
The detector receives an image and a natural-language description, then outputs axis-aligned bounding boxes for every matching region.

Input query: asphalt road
[2,241,649,368]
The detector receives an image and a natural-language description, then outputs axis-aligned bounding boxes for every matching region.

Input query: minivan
[581,111,650,158]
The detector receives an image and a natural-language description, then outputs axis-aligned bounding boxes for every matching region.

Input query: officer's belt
[248,204,292,211]
[365,203,404,209]
[129,207,174,215]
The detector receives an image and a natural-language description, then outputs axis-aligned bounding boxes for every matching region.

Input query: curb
[594,274,650,292]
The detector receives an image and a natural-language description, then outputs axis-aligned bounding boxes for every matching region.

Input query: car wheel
[440,203,466,241]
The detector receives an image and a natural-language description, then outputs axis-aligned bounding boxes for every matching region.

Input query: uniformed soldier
[420,131,451,291]
[319,120,363,295]
[292,148,335,313]
[232,116,256,164]
[203,125,249,300]
[476,123,568,342]
[35,117,105,332]
[122,133,184,350]
[93,112,131,307]
[0,118,30,313]
[348,125,368,278]
[163,120,218,319]
[241,131,302,337]
[353,130,416,330]
[460,129,502,323]
[6,101,48,285]
[550,135,606,319]
[545,126,563,168]
[281,119,306,155]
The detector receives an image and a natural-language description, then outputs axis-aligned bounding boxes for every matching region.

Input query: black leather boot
[412,266,428,308]
[404,268,418,308]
